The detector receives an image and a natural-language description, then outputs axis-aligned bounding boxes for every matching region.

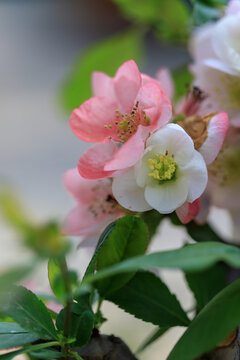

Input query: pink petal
[114,60,141,113]
[104,125,148,171]
[156,67,175,99]
[78,142,121,179]
[176,198,201,224]
[91,71,114,98]
[138,82,172,131]
[199,112,229,165]
[70,96,118,143]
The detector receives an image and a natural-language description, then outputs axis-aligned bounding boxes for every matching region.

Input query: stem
[59,256,72,358]
[25,341,60,353]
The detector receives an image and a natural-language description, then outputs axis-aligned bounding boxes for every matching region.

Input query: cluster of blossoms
[63,55,229,244]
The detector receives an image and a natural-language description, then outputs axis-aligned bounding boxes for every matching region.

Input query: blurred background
[0,0,233,359]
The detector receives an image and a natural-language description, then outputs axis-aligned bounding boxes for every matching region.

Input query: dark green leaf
[136,326,170,354]
[85,242,240,285]
[75,310,95,347]
[107,271,190,327]
[186,221,222,242]
[186,263,227,311]
[29,349,62,359]
[61,29,143,111]
[167,278,240,360]
[2,286,58,340]
[0,322,39,350]
[141,210,164,239]
[96,216,149,296]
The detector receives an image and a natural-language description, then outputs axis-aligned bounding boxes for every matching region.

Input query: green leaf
[167,278,240,360]
[61,29,143,111]
[186,221,222,242]
[84,242,240,285]
[48,258,78,302]
[185,263,227,311]
[136,326,170,354]
[0,322,39,350]
[141,210,164,239]
[193,0,222,25]
[29,349,62,359]
[107,271,190,327]
[96,216,149,296]
[2,286,58,340]
[75,310,95,347]
[0,341,60,360]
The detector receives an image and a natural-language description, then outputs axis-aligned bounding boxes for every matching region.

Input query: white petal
[183,151,208,202]
[146,124,194,165]
[144,175,189,214]
[112,169,152,212]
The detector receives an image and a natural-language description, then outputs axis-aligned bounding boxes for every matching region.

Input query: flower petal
[91,71,114,98]
[147,124,194,165]
[104,125,148,171]
[156,67,175,99]
[62,206,103,235]
[176,198,201,224]
[144,175,189,213]
[114,60,141,113]
[199,112,229,165]
[70,96,118,143]
[78,143,120,179]
[183,151,208,202]
[112,169,152,211]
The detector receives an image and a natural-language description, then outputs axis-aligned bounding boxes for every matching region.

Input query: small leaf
[75,310,95,347]
[185,263,227,311]
[48,258,78,302]
[61,29,143,111]
[96,216,149,296]
[136,326,170,354]
[107,271,190,327]
[141,210,164,239]
[2,286,58,340]
[0,322,39,350]
[167,278,240,360]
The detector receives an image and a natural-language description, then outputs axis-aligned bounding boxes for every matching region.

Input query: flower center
[148,153,177,183]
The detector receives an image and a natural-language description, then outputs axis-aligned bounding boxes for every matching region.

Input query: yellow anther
[148,153,177,182]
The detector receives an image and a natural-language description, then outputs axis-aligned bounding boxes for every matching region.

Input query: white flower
[112,124,208,214]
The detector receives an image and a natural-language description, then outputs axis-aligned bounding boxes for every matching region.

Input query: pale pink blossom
[176,198,201,225]
[62,168,124,242]
[112,124,208,215]
[71,60,172,179]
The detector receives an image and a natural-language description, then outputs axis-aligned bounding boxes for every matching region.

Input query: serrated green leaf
[61,29,143,111]
[0,322,39,350]
[136,326,170,354]
[84,242,240,285]
[2,286,58,340]
[167,278,240,360]
[185,263,227,311]
[96,216,149,296]
[107,271,190,327]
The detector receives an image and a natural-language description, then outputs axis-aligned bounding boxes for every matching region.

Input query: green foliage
[0,341,60,360]
[74,310,95,347]
[185,263,227,311]
[113,0,190,43]
[141,210,165,239]
[48,258,78,302]
[61,29,143,112]
[0,322,39,350]
[1,286,58,340]
[172,65,193,101]
[193,0,228,25]
[167,278,240,360]
[29,349,63,359]
[107,271,190,327]
[95,216,149,296]
[186,221,223,242]
[136,326,170,354]
[0,264,35,294]
[86,242,240,284]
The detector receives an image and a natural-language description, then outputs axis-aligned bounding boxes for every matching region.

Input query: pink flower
[62,168,125,244]
[71,60,172,179]
[176,198,201,224]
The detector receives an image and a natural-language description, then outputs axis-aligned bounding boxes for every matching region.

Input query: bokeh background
[0,1,233,359]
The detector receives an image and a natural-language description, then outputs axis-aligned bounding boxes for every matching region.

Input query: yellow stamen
[148,153,177,182]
